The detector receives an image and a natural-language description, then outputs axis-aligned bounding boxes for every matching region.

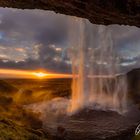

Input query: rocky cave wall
[0,0,139,27]
[127,69,140,104]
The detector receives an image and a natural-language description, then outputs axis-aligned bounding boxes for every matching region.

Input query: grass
[0,101,48,140]
[0,78,71,140]
[0,117,48,140]
[133,134,140,140]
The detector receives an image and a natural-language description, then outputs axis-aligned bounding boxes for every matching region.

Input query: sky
[0,8,140,74]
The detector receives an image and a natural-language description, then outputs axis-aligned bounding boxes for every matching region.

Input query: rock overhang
[0,0,139,27]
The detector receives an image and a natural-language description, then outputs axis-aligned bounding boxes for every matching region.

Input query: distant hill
[0,80,18,94]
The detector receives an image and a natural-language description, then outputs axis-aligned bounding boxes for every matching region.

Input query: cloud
[0,8,69,46]
[0,8,71,72]
[0,8,140,73]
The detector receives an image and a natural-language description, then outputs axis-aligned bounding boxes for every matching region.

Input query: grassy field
[0,78,72,140]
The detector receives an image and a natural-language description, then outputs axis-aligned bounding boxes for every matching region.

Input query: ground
[0,79,71,140]
[0,78,139,140]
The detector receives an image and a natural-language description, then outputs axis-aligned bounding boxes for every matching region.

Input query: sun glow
[33,72,48,78]
[0,68,72,79]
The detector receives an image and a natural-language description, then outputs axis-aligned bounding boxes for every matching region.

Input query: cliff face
[127,68,140,104]
[0,0,139,27]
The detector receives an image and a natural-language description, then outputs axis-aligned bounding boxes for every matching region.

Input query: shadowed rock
[44,108,140,140]
[0,0,139,27]
[127,68,140,104]
[0,80,18,94]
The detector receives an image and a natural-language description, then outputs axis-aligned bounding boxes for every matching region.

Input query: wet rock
[44,109,140,140]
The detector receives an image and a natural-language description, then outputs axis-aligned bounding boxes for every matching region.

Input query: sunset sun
[33,72,47,78]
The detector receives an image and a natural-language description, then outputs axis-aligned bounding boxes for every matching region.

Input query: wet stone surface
[45,107,140,140]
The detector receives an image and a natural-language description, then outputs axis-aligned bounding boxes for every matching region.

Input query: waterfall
[68,18,127,114]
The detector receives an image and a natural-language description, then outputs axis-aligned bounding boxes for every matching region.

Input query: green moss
[0,79,72,140]
[0,117,48,140]
[133,134,140,140]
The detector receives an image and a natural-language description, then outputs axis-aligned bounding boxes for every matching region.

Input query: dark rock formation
[0,0,140,27]
[45,109,140,140]
[127,68,140,104]
[0,80,18,94]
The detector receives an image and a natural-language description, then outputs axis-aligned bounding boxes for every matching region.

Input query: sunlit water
[68,18,127,114]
